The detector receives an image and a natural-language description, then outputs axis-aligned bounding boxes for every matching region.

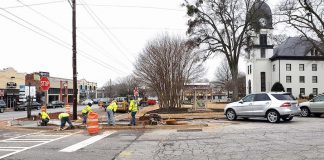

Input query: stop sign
[40,77,50,91]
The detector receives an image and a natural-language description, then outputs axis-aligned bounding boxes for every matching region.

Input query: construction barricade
[87,112,100,134]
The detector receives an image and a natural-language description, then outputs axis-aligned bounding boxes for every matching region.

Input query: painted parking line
[59,131,116,153]
[0,131,80,160]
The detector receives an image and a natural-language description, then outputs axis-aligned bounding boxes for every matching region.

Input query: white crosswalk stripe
[0,131,80,159]
[59,131,116,153]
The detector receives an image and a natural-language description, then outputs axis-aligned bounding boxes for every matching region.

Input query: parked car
[81,99,93,105]
[47,101,64,108]
[147,99,157,105]
[92,98,100,104]
[224,92,300,123]
[299,94,324,117]
[0,100,6,113]
[15,102,41,111]
[98,98,111,107]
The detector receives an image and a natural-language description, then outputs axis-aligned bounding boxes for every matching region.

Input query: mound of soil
[146,108,189,114]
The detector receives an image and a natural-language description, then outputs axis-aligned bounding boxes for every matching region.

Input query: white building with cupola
[246,1,324,98]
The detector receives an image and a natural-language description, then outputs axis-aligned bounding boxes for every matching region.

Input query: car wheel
[282,116,293,121]
[300,107,310,117]
[266,110,280,123]
[23,108,26,111]
[37,106,40,110]
[226,109,237,121]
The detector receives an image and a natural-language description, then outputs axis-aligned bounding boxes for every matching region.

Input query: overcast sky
[0,0,295,87]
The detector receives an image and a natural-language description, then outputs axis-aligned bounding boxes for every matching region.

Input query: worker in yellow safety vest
[81,103,93,125]
[128,97,138,126]
[58,112,74,130]
[106,100,117,126]
[39,111,50,126]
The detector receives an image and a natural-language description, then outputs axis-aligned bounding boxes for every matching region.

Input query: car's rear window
[0,100,5,104]
[271,94,295,100]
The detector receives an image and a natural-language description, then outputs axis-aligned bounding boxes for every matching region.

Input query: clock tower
[246,1,274,95]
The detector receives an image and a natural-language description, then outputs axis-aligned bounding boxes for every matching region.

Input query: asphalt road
[0,105,102,121]
[1,116,324,160]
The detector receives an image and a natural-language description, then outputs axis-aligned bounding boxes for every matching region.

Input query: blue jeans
[61,117,74,129]
[82,113,87,124]
[130,112,137,125]
[41,118,49,126]
[107,110,115,125]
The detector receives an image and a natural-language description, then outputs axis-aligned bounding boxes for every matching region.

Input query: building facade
[246,1,324,98]
[0,67,26,108]
[78,79,97,101]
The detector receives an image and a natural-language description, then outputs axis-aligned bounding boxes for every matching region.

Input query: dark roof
[248,0,273,30]
[272,37,324,57]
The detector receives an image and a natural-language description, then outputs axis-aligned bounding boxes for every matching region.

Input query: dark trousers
[82,113,87,124]
[130,112,137,125]
[61,117,74,129]
[41,118,49,126]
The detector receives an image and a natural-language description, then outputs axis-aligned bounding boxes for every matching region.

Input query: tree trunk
[230,64,239,101]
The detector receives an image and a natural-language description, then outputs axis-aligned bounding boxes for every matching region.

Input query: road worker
[58,112,74,130]
[128,97,138,126]
[106,100,117,126]
[81,102,93,125]
[39,111,50,126]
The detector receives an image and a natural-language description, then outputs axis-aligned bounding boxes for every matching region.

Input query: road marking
[0,131,81,159]
[59,131,116,153]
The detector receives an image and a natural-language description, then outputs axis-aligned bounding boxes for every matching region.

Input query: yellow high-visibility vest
[128,100,138,112]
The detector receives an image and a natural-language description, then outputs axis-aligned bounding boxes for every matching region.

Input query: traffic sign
[40,77,50,91]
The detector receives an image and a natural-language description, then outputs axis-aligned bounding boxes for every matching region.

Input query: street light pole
[72,0,78,120]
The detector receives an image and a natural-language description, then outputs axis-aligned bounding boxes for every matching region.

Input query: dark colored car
[15,102,41,111]
[0,100,6,113]
[92,98,100,104]
[47,101,64,108]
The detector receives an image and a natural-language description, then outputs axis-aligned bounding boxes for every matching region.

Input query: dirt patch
[147,108,189,114]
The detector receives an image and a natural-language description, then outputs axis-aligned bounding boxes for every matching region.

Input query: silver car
[224,92,300,123]
[299,94,324,117]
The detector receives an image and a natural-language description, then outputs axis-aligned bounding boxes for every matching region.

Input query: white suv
[224,92,300,123]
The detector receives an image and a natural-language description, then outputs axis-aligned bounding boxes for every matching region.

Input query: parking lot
[0,116,324,159]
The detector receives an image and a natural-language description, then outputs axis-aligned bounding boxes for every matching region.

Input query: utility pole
[72,0,78,120]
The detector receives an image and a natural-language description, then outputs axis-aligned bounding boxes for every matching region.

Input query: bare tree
[183,0,262,100]
[214,59,232,96]
[214,59,246,98]
[134,34,204,109]
[272,34,288,47]
[276,0,324,54]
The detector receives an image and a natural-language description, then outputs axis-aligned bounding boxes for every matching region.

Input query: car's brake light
[281,102,291,107]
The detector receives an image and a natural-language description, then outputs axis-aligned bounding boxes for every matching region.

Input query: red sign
[40,77,50,91]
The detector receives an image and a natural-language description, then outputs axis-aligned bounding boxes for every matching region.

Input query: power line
[0,8,129,75]
[3,0,66,9]
[79,26,186,31]
[16,0,131,68]
[77,3,184,12]
[79,0,135,63]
